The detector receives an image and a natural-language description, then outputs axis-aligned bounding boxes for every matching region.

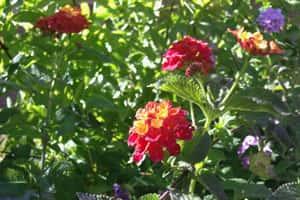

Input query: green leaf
[181,132,212,164]
[12,11,43,23]
[223,179,272,199]
[7,63,19,77]
[69,47,108,62]
[197,172,228,200]
[225,87,287,116]
[0,182,28,195]
[0,108,18,124]
[59,115,78,136]
[85,94,116,111]
[138,193,159,200]
[249,152,276,179]
[159,74,207,107]
[169,191,201,200]
[269,182,300,200]
[0,0,5,15]
[225,96,280,116]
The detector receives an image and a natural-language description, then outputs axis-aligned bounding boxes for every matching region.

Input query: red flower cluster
[35,5,89,34]
[162,36,215,77]
[128,101,194,163]
[228,28,283,55]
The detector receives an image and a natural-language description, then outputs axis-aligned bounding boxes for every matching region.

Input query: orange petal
[227,27,244,37]
[269,41,284,54]
[151,118,164,128]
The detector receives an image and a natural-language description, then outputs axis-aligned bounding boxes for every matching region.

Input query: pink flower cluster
[162,36,215,77]
[128,101,194,163]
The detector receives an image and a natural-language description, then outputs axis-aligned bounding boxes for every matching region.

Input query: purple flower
[242,156,250,168]
[237,135,260,156]
[113,183,130,200]
[237,135,274,169]
[263,142,272,155]
[257,8,285,33]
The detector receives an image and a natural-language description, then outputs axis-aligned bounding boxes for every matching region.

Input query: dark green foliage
[0,0,299,199]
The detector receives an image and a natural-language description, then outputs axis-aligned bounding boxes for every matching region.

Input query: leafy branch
[0,40,13,60]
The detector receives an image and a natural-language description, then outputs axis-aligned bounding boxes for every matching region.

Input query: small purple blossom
[237,135,260,156]
[237,135,273,169]
[257,8,285,33]
[113,183,130,200]
[242,156,250,168]
[263,142,272,155]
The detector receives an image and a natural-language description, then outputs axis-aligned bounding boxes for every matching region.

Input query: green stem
[267,55,292,113]
[41,78,54,170]
[220,57,250,106]
[204,116,211,131]
[188,110,212,194]
[195,75,206,95]
[189,178,196,194]
[188,76,215,194]
[189,101,197,129]
[40,49,64,170]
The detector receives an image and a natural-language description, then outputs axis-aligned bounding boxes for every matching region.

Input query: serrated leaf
[233,88,286,110]
[159,74,207,107]
[269,182,300,200]
[225,87,287,116]
[170,191,201,200]
[226,96,280,117]
[138,193,159,200]
[223,179,272,199]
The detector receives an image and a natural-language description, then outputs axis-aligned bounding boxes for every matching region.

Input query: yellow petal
[134,120,148,135]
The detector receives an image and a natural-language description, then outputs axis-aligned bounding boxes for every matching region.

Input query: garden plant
[0,0,300,199]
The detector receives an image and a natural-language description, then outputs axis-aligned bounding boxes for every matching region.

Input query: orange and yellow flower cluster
[228,28,283,55]
[128,101,194,163]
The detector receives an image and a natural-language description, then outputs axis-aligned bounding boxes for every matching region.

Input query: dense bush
[0,0,300,199]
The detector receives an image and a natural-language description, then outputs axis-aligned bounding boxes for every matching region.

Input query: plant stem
[189,178,197,194]
[188,114,212,194]
[220,57,250,106]
[204,116,211,131]
[189,101,197,129]
[41,78,55,170]
[267,55,292,113]
[41,49,63,170]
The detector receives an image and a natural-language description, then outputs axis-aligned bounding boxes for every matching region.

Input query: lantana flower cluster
[128,101,194,163]
[228,28,283,55]
[35,5,89,34]
[162,36,215,77]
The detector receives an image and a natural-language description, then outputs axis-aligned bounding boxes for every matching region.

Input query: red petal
[133,151,144,163]
[148,143,163,162]
[167,142,181,156]
[127,132,139,146]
